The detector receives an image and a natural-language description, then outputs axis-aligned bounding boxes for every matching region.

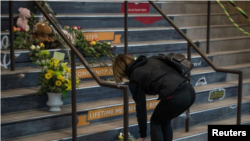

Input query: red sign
[121,3,162,25]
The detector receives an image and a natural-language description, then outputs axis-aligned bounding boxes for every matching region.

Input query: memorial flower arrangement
[28,42,80,99]
[66,25,115,66]
[37,58,80,99]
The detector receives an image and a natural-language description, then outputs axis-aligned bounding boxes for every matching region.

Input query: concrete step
[1,64,250,113]
[1,1,226,15]
[1,13,237,30]
[145,113,250,141]
[3,94,250,140]
[2,49,250,90]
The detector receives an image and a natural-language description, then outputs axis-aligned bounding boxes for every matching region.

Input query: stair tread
[82,24,249,32]
[192,48,250,58]
[2,0,224,4]
[2,79,250,125]
[192,63,250,74]
[4,100,250,141]
[2,36,250,54]
[2,64,250,98]
[1,12,236,18]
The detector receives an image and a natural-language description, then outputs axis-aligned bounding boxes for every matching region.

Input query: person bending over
[113,54,196,141]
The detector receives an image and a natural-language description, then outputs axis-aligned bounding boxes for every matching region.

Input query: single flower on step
[13,26,17,32]
[72,26,77,30]
[40,43,45,48]
[45,73,52,80]
[25,25,30,32]
[36,45,40,50]
[91,41,96,45]
[55,80,62,86]
[20,27,25,31]
[30,45,36,50]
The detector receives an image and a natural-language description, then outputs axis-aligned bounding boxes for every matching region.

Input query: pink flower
[77,26,81,30]
[16,28,21,31]
[88,41,91,45]
[72,26,77,30]
[20,27,25,31]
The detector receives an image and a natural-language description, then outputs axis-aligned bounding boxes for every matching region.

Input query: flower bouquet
[65,25,115,66]
[37,57,80,111]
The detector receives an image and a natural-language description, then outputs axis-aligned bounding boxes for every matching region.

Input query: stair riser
[1,16,172,31]
[2,15,237,32]
[0,75,246,114]
[0,57,220,91]
[162,3,226,14]
[0,1,222,14]
[213,52,250,66]
[187,26,250,39]
[199,38,250,53]
[174,15,238,27]
[3,102,248,140]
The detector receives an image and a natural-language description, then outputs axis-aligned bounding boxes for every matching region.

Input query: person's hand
[136,137,145,141]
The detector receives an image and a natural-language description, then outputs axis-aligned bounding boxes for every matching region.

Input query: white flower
[42,66,48,71]
[41,60,46,64]
[36,46,40,50]
[107,42,111,45]
[30,45,36,50]
[25,25,30,32]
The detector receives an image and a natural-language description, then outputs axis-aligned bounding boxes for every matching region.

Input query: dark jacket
[127,55,187,138]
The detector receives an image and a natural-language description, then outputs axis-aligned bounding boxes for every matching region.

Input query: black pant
[150,83,196,141]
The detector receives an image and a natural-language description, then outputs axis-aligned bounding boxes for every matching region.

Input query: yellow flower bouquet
[37,58,80,99]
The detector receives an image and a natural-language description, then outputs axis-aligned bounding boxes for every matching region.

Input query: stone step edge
[2,48,250,75]
[0,64,250,99]
[0,87,250,132]
[1,12,236,18]
[2,0,226,4]
[2,36,250,54]
[4,105,250,141]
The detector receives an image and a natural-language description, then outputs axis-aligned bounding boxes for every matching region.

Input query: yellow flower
[45,73,52,79]
[91,41,96,45]
[40,43,45,48]
[57,75,65,82]
[65,79,72,90]
[47,69,54,75]
[76,79,80,84]
[55,80,62,86]
[66,68,71,73]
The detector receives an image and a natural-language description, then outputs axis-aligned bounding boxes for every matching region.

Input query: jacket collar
[126,55,147,78]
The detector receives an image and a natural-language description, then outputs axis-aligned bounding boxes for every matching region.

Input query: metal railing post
[124,1,128,54]
[185,43,191,132]
[71,51,77,141]
[206,1,211,54]
[9,1,15,71]
[237,72,243,125]
[123,87,129,141]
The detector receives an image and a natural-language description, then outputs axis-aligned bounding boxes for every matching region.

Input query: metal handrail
[149,1,243,132]
[34,1,129,141]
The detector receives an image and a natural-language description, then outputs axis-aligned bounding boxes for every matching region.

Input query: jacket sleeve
[129,81,147,138]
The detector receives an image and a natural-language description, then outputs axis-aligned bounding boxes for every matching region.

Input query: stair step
[1,12,238,30]
[4,95,250,141]
[144,113,250,141]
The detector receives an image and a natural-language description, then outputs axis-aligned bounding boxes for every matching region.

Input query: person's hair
[113,54,135,83]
